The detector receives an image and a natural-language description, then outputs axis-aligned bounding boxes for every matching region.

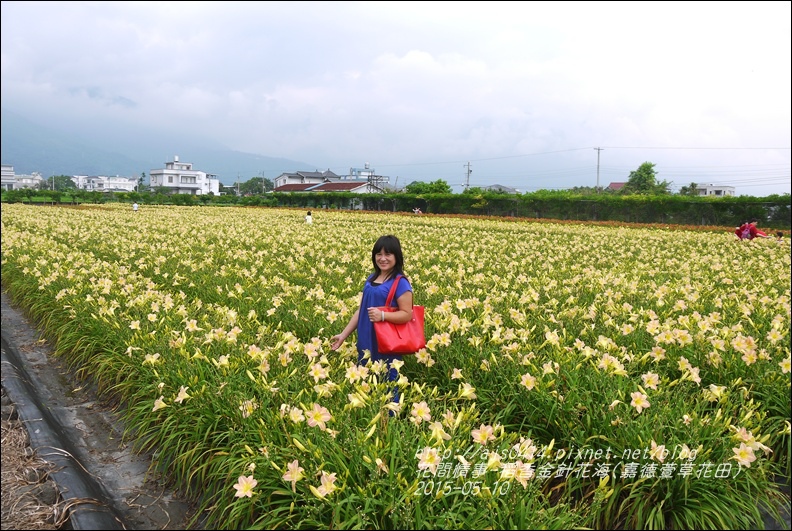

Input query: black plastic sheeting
[1,330,127,530]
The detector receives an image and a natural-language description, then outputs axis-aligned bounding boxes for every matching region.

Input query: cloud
[1,0,789,196]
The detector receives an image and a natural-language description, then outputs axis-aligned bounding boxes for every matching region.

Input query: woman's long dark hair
[369,234,405,282]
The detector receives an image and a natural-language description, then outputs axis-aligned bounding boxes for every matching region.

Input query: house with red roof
[273,166,387,194]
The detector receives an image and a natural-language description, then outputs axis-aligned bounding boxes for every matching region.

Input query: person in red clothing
[735,219,769,240]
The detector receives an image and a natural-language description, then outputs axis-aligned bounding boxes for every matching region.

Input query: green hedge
[3,189,789,228]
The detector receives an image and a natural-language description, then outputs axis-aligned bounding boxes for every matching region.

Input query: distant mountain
[0,108,317,185]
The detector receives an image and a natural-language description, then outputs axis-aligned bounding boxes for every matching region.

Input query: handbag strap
[384,274,403,307]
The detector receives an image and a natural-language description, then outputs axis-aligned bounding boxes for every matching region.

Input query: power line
[600,146,791,150]
[371,146,790,170]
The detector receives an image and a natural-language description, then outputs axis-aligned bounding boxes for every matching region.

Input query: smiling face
[371,235,404,281]
[375,249,396,276]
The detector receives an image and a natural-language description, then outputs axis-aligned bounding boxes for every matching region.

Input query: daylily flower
[630,391,650,414]
[441,409,457,429]
[732,443,756,468]
[185,319,202,332]
[174,386,190,404]
[649,440,666,463]
[289,407,305,424]
[347,392,366,408]
[309,363,328,382]
[416,447,441,476]
[513,437,537,461]
[471,424,495,445]
[428,421,452,443]
[410,401,431,425]
[311,470,338,498]
[648,346,666,362]
[239,399,258,418]
[282,459,305,492]
[233,474,258,498]
[520,373,537,390]
[306,403,332,430]
[384,401,402,414]
[512,460,535,487]
[486,451,502,471]
[458,383,477,400]
[641,372,660,390]
[375,457,389,474]
[152,395,167,412]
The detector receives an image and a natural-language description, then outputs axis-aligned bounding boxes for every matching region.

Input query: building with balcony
[149,156,220,195]
[14,171,45,190]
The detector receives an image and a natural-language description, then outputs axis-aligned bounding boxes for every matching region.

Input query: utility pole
[594,148,604,192]
[464,162,472,191]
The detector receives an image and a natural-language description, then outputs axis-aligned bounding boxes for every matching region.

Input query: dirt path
[1,290,200,530]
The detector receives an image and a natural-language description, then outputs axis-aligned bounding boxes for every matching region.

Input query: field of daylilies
[1,203,790,530]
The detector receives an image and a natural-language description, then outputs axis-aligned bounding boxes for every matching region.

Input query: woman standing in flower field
[331,234,414,401]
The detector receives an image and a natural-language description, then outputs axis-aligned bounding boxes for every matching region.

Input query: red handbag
[373,275,426,355]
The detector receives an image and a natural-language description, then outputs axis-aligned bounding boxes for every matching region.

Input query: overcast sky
[2,0,790,196]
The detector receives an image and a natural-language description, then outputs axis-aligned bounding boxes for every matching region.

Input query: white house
[72,175,137,192]
[149,156,220,195]
[14,172,45,190]
[1,164,15,191]
[273,169,342,189]
[695,184,736,197]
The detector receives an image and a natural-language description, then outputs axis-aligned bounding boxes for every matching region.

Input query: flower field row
[1,203,789,529]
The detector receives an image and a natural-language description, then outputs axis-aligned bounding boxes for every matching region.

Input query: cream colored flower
[174,386,190,404]
[520,373,537,390]
[732,443,756,468]
[233,474,258,498]
[416,447,441,476]
[306,403,332,430]
[649,440,666,463]
[143,352,161,365]
[428,421,452,443]
[471,424,495,445]
[152,395,167,412]
[630,391,650,414]
[282,459,305,492]
[641,372,660,390]
[410,401,432,425]
[458,383,477,400]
